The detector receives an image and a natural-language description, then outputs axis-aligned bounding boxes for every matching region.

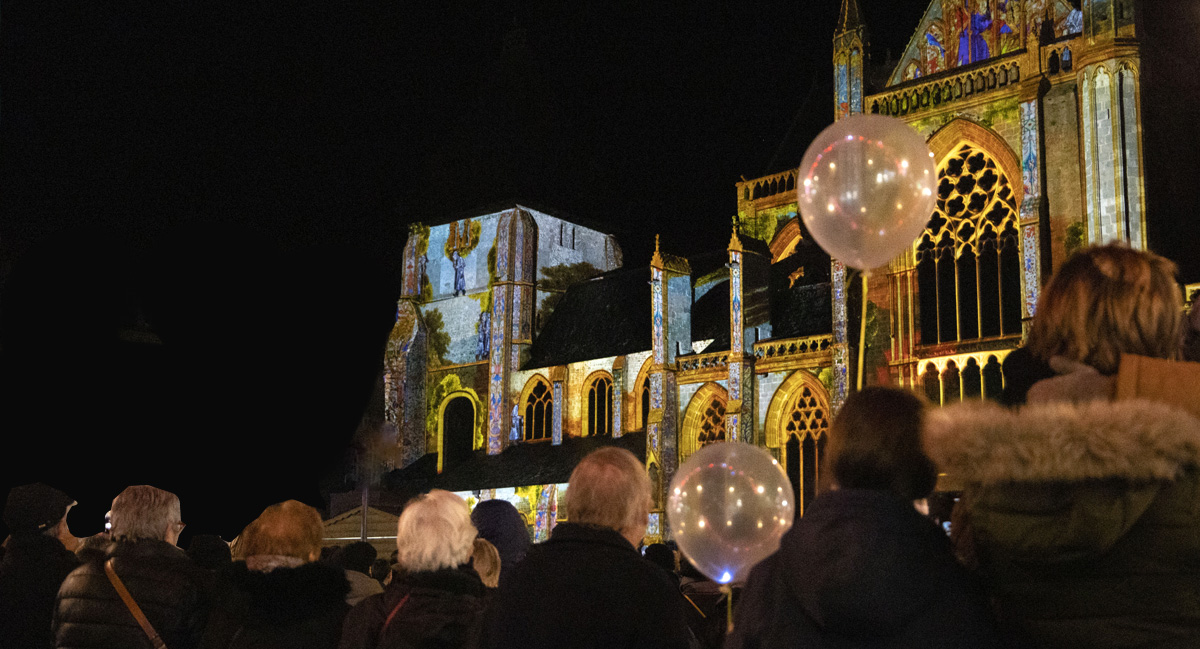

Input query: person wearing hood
[469,499,530,586]
[725,387,1001,649]
[0,483,80,649]
[338,490,487,649]
[200,500,349,649]
[927,244,1200,648]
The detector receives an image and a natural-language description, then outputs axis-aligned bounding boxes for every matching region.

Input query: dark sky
[0,0,925,540]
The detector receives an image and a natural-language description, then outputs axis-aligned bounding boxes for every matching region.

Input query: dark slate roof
[525,266,650,368]
[769,241,834,338]
[692,280,730,352]
[382,433,648,493]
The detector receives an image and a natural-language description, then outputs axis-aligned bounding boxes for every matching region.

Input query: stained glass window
[698,398,726,447]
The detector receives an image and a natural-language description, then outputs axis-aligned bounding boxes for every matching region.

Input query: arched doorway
[442,396,476,469]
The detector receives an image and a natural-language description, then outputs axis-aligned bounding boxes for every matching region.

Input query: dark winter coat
[486,522,691,649]
[0,532,80,649]
[338,565,486,649]
[725,489,1001,649]
[928,396,1200,648]
[53,539,207,649]
[200,560,349,649]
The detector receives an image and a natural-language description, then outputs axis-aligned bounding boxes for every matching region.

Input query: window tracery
[523,378,553,441]
[916,143,1021,345]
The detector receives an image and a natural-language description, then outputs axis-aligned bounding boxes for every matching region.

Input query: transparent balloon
[667,442,794,585]
[797,114,938,271]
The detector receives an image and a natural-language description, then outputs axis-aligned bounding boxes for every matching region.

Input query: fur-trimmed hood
[926,398,1200,485]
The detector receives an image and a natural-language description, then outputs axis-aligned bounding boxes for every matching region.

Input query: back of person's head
[3,483,75,536]
[395,489,476,573]
[565,447,651,538]
[471,537,501,588]
[109,485,181,543]
[1028,244,1182,374]
[470,499,530,575]
[235,500,324,563]
[828,387,937,501]
[186,534,232,570]
[336,540,377,574]
[370,557,391,583]
[643,543,676,573]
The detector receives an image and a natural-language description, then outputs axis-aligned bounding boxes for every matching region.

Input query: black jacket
[338,565,486,649]
[201,560,349,649]
[53,539,207,649]
[0,533,80,649]
[725,489,1001,649]
[486,522,691,649]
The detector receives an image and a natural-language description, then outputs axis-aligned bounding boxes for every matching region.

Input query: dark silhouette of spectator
[331,541,383,606]
[75,534,114,564]
[469,499,530,586]
[369,558,390,585]
[187,534,232,571]
[0,483,80,649]
[727,388,1001,649]
[643,542,680,588]
[679,559,724,649]
[486,447,690,649]
[339,490,486,649]
[53,485,206,649]
[201,500,349,649]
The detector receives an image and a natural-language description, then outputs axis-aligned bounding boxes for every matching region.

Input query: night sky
[0,0,927,540]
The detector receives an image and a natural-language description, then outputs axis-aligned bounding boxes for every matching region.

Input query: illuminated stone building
[381,0,1198,540]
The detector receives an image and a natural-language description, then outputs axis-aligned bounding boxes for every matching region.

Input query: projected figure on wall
[477,309,491,360]
[416,252,428,298]
[509,404,522,445]
[451,250,466,296]
[970,1,992,63]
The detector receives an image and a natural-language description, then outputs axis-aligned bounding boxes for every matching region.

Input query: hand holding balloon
[667,442,794,586]
[797,114,937,271]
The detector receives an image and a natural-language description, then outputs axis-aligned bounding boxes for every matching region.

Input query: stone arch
[763,370,832,515]
[436,389,483,473]
[763,370,831,450]
[680,382,728,462]
[631,356,654,432]
[518,374,554,441]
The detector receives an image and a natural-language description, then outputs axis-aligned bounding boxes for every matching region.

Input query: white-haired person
[53,485,207,649]
[486,446,690,649]
[200,500,349,649]
[337,489,487,649]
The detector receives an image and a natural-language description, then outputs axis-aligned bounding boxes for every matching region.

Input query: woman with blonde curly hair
[927,243,1200,648]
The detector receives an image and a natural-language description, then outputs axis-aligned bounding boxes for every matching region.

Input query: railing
[869,55,1022,118]
[737,169,798,203]
[753,334,833,361]
[677,351,730,373]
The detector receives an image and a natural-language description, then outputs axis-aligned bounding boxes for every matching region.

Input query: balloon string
[720,584,734,634]
[857,271,870,392]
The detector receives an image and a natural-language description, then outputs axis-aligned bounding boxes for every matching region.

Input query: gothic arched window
[586,374,613,437]
[916,143,1021,345]
[698,397,726,447]
[523,378,553,441]
[782,384,830,515]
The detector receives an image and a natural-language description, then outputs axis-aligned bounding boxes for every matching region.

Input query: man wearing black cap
[0,483,81,649]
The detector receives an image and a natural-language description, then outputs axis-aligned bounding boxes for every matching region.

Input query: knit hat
[4,483,76,534]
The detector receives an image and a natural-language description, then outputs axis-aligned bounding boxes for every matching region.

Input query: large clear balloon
[667,442,794,585]
[797,114,938,270]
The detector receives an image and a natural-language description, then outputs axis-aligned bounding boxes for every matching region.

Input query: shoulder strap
[105,558,168,649]
[379,593,411,639]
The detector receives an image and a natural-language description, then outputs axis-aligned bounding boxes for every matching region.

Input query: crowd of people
[3,242,1200,649]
